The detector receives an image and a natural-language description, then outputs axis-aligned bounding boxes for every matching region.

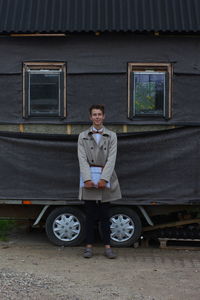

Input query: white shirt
[92,127,103,144]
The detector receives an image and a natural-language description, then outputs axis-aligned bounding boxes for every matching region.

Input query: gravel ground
[0,228,200,300]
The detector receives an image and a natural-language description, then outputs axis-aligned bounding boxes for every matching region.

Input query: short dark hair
[89,104,105,115]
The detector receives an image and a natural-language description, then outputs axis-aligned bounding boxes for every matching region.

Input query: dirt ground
[0,228,200,300]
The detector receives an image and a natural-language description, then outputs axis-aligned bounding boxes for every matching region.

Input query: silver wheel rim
[53,213,81,242]
[110,214,135,243]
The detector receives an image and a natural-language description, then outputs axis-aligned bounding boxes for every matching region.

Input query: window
[128,63,172,119]
[23,62,66,118]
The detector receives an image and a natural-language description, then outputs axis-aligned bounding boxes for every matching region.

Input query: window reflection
[134,72,165,116]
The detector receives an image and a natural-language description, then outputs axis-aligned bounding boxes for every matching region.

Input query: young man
[78,104,121,258]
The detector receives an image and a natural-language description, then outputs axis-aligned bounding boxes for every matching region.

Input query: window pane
[134,72,165,115]
[29,72,60,116]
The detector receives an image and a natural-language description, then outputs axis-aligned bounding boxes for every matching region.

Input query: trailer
[0,0,200,246]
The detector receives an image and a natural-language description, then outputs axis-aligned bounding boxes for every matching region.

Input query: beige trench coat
[78,126,121,202]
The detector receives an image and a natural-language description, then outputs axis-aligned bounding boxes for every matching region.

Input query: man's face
[90,109,105,128]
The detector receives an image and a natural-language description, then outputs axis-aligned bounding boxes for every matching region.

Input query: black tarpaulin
[1,36,200,124]
[0,127,200,205]
[1,35,200,75]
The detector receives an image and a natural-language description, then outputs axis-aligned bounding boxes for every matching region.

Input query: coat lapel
[86,126,110,148]
[98,127,110,148]
[98,135,106,148]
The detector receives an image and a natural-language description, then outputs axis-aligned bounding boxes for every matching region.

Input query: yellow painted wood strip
[66,124,72,134]
[122,125,128,133]
[19,124,24,132]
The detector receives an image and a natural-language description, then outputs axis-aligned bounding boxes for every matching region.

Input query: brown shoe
[104,248,117,259]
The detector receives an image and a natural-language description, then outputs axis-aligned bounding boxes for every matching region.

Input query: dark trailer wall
[0,34,200,126]
[1,0,200,129]
[0,127,200,206]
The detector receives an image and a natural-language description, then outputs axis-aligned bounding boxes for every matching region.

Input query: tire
[109,207,142,247]
[45,206,86,246]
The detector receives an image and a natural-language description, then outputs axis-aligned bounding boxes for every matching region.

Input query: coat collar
[88,126,110,137]
[81,126,110,147]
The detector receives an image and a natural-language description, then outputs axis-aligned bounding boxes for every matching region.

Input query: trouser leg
[84,201,98,245]
[99,202,111,245]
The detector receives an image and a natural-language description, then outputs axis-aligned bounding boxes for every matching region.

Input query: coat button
[91,147,93,149]
[104,148,106,150]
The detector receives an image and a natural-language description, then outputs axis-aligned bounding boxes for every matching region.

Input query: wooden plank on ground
[143,218,200,232]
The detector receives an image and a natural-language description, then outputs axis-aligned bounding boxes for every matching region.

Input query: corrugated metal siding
[0,0,199,33]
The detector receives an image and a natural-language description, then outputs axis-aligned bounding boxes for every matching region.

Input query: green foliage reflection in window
[134,72,165,115]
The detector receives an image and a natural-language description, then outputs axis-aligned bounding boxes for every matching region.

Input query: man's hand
[98,179,107,189]
[84,180,95,189]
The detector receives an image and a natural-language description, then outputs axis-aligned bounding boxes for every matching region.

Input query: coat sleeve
[100,133,117,182]
[77,134,91,182]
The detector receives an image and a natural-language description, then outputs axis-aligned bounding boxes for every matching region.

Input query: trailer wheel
[109,207,142,247]
[45,207,86,246]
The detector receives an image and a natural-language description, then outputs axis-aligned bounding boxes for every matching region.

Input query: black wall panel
[0,34,200,124]
[0,75,22,122]
[0,35,200,75]
[0,127,200,204]
[67,74,127,122]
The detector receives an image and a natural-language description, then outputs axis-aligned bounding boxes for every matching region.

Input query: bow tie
[92,130,103,134]
[92,127,103,134]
